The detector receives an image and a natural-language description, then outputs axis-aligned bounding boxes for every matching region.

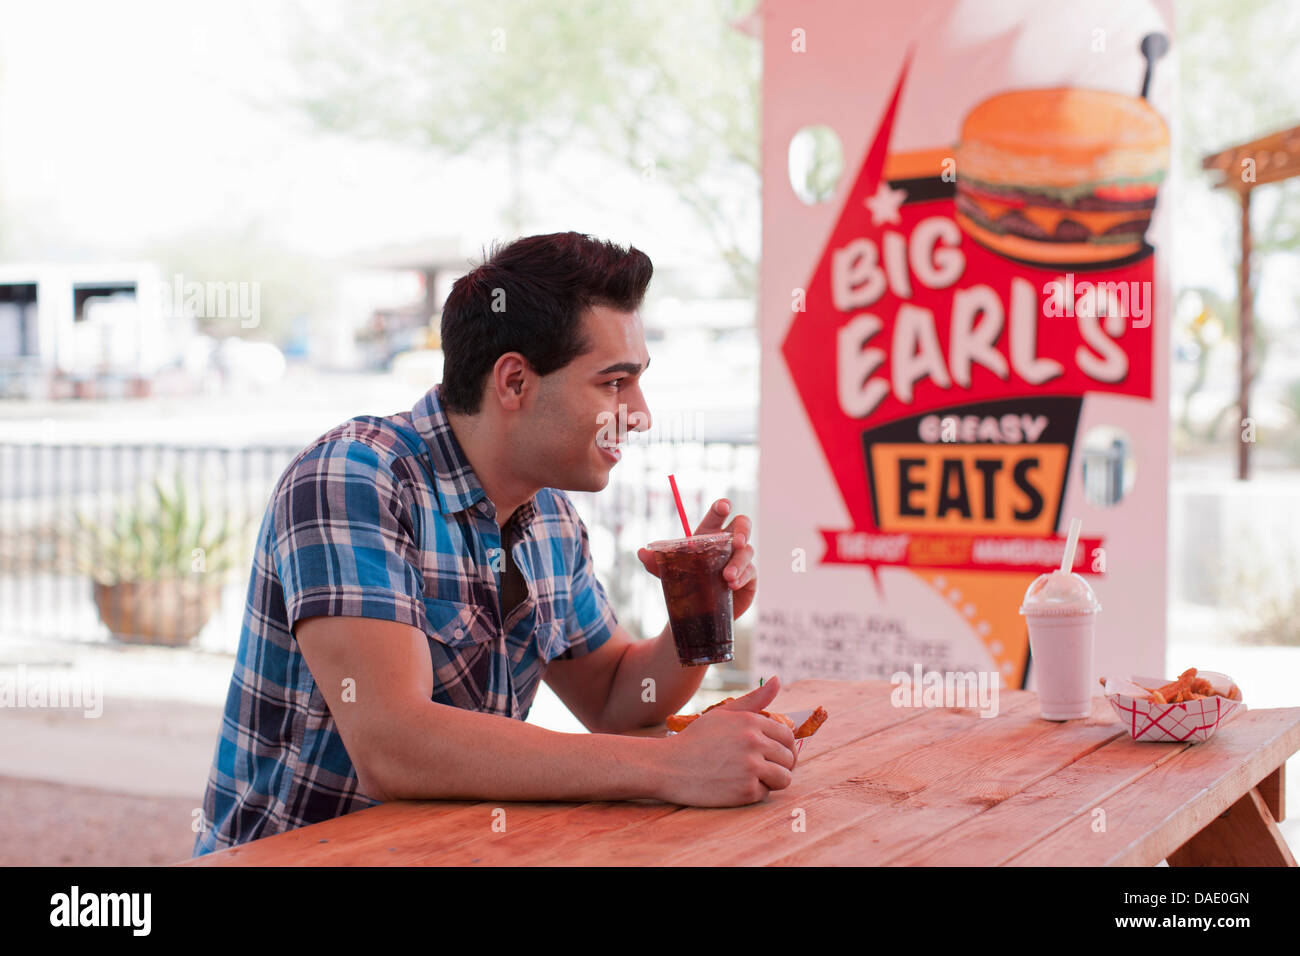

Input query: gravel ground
[0,776,200,866]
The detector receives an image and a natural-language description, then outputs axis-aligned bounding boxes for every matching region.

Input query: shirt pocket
[420,597,502,712]
[422,597,497,647]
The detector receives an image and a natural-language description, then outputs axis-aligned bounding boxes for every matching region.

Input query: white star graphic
[864,182,908,226]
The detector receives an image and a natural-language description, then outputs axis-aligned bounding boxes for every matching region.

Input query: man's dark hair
[439,232,653,415]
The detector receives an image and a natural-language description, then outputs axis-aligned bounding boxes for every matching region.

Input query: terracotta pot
[92,578,223,647]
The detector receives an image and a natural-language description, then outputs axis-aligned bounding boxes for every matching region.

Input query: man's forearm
[371,701,667,803]
[596,626,708,732]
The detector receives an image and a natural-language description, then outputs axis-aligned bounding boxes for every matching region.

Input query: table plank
[182,800,481,866]
[182,678,871,866]
[1258,764,1285,822]
[895,722,1193,865]
[752,695,1123,866]
[483,693,1045,867]
[1167,787,1296,866]
[182,680,1300,868]
[404,679,935,865]
[1006,707,1300,866]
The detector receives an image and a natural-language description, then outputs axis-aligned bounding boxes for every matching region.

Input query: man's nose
[627,386,652,433]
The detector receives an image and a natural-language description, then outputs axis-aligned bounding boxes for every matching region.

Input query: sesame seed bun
[957,88,1168,188]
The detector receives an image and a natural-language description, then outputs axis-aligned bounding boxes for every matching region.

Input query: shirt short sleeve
[554,500,618,660]
[271,438,427,634]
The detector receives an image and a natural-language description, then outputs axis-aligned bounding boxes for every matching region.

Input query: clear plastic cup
[1020,570,1101,720]
[646,532,734,666]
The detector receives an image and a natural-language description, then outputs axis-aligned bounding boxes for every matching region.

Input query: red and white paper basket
[1100,672,1244,743]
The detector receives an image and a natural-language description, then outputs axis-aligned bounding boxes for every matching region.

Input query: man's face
[523,304,652,492]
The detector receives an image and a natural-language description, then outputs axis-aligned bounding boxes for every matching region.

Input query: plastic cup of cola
[646,532,735,666]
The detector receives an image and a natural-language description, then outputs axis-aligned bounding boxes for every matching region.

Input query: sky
[0,0,743,289]
[0,0,1293,329]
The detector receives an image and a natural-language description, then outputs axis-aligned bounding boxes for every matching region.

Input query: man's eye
[605,379,623,389]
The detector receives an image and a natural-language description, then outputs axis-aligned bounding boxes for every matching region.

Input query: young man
[193,232,794,856]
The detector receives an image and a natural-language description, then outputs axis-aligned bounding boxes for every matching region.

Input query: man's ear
[493,352,529,405]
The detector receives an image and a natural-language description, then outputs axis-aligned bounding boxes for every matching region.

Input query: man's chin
[550,469,610,494]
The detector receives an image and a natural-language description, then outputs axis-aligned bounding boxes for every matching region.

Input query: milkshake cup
[1019,570,1101,720]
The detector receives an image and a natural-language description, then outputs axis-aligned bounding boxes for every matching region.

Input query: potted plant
[75,474,245,647]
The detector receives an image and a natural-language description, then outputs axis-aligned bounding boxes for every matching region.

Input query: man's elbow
[582,705,627,735]
[585,709,658,735]
[350,727,408,802]
[582,711,615,735]
[355,754,398,802]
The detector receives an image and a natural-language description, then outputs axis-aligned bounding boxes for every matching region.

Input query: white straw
[1059,518,1082,573]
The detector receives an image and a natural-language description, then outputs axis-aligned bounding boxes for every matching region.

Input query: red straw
[667,474,692,537]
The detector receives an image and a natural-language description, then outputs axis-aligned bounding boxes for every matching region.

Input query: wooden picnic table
[181,678,1299,866]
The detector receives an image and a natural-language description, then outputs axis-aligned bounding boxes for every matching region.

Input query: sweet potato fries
[1139,668,1241,704]
[666,699,829,738]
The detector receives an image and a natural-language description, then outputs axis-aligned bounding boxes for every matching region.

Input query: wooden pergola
[1202,124,1300,480]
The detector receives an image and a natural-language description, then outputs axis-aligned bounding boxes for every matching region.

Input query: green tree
[140,226,335,346]
[1179,0,1300,462]
[1180,0,1300,256]
[1173,285,1281,443]
[277,0,761,294]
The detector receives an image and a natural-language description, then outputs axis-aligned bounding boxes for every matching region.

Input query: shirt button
[454,627,464,638]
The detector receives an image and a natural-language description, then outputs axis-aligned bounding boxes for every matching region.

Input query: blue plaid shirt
[194,384,618,856]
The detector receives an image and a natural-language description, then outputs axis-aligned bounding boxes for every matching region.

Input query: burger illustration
[954,87,1169,268]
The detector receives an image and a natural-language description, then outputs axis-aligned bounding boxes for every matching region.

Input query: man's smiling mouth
[596,438,622,463]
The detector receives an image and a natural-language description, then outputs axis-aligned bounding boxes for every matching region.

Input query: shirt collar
[410,384,539,536]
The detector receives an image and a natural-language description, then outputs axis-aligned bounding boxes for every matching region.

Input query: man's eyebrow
[595,357,650,376]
